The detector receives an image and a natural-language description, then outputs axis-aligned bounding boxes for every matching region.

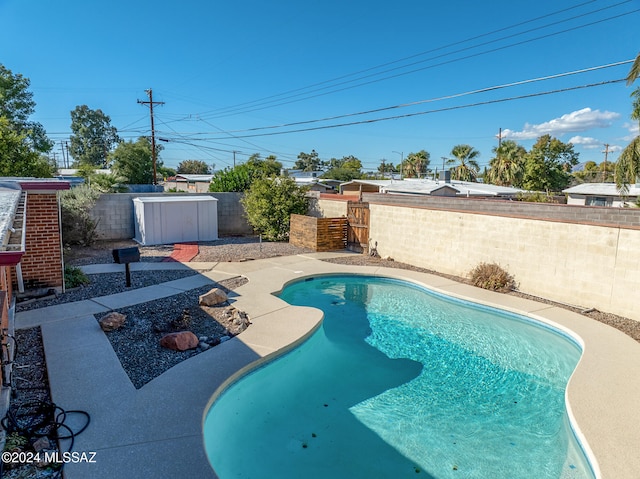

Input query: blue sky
[1,0,639,172]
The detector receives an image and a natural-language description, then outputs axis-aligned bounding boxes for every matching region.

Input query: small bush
[60,184,100,245]
[64,265,90,288]
[469,262,515,292]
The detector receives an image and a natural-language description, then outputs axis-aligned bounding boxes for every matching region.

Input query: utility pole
[497,127,503,149]
[138,89,165,184]
[602,143,610,182]
[232,151,238,168]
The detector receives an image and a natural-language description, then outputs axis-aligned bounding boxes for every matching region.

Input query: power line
[199,0,602,118]
[209,60,634,135]
[193,79,626,140]
[198,2,638,120]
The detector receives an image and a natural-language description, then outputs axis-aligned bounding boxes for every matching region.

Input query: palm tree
[447,144,480,182]
[626,51,640,86]
[486,140,526,186]
[405,150,430,178]
[616,56,640,193]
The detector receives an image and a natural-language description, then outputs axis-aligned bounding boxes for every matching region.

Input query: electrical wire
[199,0,603,117]
[191,79,626,139]
[207,60,634,135]
[198,2,638,120]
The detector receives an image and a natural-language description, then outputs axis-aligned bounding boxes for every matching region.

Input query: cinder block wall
[20,192,64,290]
[91,192,253,240]
[316,196,640,322]
[308,195,349,218]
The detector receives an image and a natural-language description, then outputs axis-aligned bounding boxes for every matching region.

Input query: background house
[563,183,640,207]
[340,178,523,198]
[163,174,214,193]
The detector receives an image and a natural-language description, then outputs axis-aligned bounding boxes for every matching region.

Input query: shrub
[469,262,516,292]
[516,192,557,203]
[241,177,309,241]
[60,184,100,245]
[64,265,90,288]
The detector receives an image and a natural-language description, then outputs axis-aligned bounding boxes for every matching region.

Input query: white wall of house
[566,194,637,208]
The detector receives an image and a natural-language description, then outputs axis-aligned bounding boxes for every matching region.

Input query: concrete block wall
[316,196,640,322]
[362,193,640,227]
[308,195,349,218]
[91,192,253,241]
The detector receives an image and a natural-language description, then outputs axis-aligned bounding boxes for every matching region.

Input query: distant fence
[289,214,347,251]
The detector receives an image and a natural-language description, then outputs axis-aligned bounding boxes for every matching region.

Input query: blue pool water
[203,275,595,479]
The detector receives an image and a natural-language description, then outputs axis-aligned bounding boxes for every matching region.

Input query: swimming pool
[203,275,595,478]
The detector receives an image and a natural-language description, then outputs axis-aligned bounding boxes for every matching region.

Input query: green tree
[177,159,212,174]
[245,153,282,177]
[486,140,526,186]
[69,105,120,168]
[209,154,283,192]
[322,167,363,182]
[521,135,579,192]
[241,177,309,241]
[323,155,363,180]
[377,159,396,175]
[294,150,321,171]
[0,117,55,177]
[447,144,480,181]
[110,137,161,184]
[0,64,54,173]
[209,164,252,192]
[158,165,176,180]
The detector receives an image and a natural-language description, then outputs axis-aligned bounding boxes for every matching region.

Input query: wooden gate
[346,201,370,253]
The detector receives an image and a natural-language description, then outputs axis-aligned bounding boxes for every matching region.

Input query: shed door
[346,201,369,253]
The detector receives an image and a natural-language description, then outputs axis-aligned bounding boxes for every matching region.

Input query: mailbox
[112,247,140,264]
[112,247,140,287]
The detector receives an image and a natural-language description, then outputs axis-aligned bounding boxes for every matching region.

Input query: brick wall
[19,192,64,291]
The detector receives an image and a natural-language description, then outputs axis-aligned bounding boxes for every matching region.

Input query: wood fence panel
[290,214,347,251]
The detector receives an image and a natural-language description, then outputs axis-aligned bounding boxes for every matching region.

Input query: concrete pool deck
[14,253,640,478]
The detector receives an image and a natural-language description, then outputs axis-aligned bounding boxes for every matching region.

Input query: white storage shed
[133,196,218,246]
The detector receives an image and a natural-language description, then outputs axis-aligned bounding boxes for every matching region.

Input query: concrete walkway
[14,254,640,479]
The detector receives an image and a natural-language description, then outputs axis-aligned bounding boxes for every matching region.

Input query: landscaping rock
[199,288,228,306]
[99,312,127,331]
[159,331,199,351]
[232,309,250,328]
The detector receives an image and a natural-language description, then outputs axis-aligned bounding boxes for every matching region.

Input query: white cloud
[502,108,620,140]
[568,135,601,149]
[621,122,639,141]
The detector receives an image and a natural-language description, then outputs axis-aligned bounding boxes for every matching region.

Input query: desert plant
[60,184,100,245]
[469,262,516,292]
[64,265,90,288]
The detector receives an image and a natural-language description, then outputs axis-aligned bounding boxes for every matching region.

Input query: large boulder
[159,331,199,351]
[99,312,127,332]
[199,288,228,306]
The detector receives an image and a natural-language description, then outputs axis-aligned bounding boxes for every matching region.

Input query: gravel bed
[15,270,199,313]
[98,277,247,389]
[3,328,61,479]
